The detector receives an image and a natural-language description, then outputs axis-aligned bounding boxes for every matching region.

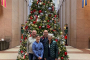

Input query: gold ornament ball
[34,25,37,27]
[32,24,34,26]
[24,47,25,49]
[43,20,46,23]
[40,32,42,33]
[50,28,53,30]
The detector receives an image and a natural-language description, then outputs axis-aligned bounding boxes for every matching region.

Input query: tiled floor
[66,46,90,60]
[0,46,90,60]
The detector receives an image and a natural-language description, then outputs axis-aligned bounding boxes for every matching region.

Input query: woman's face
[48,35,52,41]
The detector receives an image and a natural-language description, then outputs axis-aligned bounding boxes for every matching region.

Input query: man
[40,30,48,60]
[44,35,58,60]
[40,30,48,47]
[27,30,37,60]
[32,35,44,60]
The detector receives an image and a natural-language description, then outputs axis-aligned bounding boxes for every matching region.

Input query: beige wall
[0,0,28,48]
[59,0,90,48]
[0,0,12,41]
[76,0,90,48]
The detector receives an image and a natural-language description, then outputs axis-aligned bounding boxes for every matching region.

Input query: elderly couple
[27,30,58,60]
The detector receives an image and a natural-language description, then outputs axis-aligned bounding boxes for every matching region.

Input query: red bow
[47,25,50,29]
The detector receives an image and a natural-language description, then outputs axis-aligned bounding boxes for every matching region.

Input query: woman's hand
[44,58,46,60]
[55,58,57,60]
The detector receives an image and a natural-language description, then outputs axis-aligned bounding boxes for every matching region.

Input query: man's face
[32,31,36,37]
[36,36,40,42]
[43,30,48,37]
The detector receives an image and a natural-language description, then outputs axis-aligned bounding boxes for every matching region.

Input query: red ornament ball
[25,21,27,23]
[25,37,27,40]
[55,15,57,18]
[55,39,58,42]
[49,14,51,17]
[37,1,38,4]
[43,3,45,5]
[39,26,41,29]
[21,50,23,53]
[64,52,67,56]
[20,40,22,43]
[30,11,33,14]
[25,26,28,30]
[21,36,23,39]
[33,21,36,24]
[33,9,36,12]
[47,20,49,22]
[61,57,64,59]
[39,10,42,13]
[30,16,33,20]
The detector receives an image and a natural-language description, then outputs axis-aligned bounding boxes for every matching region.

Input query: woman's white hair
[48,33,54,37]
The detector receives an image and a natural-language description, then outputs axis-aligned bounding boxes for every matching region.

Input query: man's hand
[44,58,46,60]
[55,58,57,60]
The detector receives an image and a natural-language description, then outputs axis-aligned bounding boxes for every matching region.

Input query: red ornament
[54,21,56,23]
[53,30,56,31]
[25,26,28,30]
[33,9,36,12]
[58,52,60,54]
[55,15,57,18]
[33,21,36,24]
[64,36,67,39]
[52,6,54,11]
[25,37,27,40]
[39,26,41,29]
[38,0,41,2]
[55,39,58,42]
[30,11,33,14]
[21,36,23,39]
[20,40,22,43]
[21,50,23,53]
[39,10,42,13]
[30,16,33,20]
[47,20,49,22]
[30,34,31,37]
[48,1,49,3]
[47,25,50,29]
[37,1,38,4]
[61,57,64,60]
[25,21,27,23]
[49,14,51,17]
[24,55,25,59]
[64,52,67,56]
[43,3,45,5]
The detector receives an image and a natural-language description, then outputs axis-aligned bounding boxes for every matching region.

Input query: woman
[44,35,58,60]
[32,35,44,60]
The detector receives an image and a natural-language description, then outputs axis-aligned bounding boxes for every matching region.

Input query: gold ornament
[34,25,37,27]
[32,24,34,26]
[24,47,25,49]
[43,20,46,23]
[40,32,42,33]
[50,28,53,30]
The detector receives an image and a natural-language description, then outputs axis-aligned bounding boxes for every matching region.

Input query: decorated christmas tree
[17,0,69,60]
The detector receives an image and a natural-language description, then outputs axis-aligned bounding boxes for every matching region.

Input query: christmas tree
[17,0,69,60]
